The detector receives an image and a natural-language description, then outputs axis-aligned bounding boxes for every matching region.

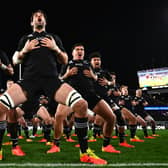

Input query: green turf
[1,129,168,168]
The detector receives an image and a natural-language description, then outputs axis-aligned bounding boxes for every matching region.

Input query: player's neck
[33,27,45,33]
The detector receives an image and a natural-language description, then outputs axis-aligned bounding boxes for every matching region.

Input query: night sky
[0,1,168,89]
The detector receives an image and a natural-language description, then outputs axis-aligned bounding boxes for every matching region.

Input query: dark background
[1,0,168,89]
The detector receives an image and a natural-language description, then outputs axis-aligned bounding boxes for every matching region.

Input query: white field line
[0,163,168,167]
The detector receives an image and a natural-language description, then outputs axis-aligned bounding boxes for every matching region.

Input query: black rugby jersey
[118,95,133,110]
[60,59,95,93]
[16,31,66,79]
[133,96,146,113]
[93,68,111,97]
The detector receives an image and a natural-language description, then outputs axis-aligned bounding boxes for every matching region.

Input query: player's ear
[30,21,33,27]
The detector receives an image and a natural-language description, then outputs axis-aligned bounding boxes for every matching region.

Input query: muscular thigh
[54,83,79,105]
[121,107,136,120]
[93,99,114,121]
[136,115,146,125]
[5,83,27,107]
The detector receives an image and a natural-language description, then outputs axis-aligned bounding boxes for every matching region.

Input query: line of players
[0,43,159,162]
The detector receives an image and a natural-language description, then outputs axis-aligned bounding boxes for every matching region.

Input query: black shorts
[80,91,101,110]
[47,99,58,117]
[18,96,39,120]
[17,77,62,101]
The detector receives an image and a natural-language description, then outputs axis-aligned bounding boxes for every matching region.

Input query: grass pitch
[0,129,168,168]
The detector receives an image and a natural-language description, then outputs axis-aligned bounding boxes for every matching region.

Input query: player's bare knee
[72,99,88,117]
[16,108,24,118]
[55,112,66,121]
[106,109,116,122]
[108,112,116,124]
